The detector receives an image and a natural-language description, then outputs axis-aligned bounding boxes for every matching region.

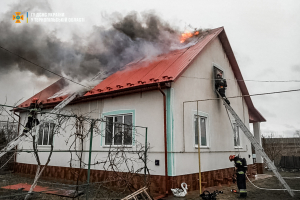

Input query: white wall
[16,91,168,175]
[171,37,253,176]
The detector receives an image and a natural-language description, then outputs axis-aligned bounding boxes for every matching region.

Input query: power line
[181,76,300,83]
[0,45,91,89]
[184,88,300,103]
[239,88,300,98]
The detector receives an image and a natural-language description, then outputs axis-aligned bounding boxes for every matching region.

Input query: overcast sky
[1,0,300,137]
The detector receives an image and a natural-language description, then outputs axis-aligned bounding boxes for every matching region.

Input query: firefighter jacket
[234,157,247,174]
[215,78,227,90]
[28,103,41,118]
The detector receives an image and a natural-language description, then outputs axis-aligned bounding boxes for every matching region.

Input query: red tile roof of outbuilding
[17,27,265,122]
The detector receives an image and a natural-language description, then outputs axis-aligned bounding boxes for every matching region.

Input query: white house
[15,27,265,194]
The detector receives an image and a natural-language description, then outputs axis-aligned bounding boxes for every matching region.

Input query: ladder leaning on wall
[0,71,108,159]
[0,92,78,159]
[216,90,294,197]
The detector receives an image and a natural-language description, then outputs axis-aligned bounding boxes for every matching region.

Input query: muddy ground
[0,171,127,199]
[0,170,300,199]
[165,170,300,200]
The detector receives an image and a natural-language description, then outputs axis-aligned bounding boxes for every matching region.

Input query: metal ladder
[216,91,294,197]
[0,92,78,159]
[0,69,105,159]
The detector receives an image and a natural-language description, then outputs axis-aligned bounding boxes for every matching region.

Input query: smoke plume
[0,0,182,84]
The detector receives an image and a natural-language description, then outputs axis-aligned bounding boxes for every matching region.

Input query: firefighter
[229,155,247,197]
[215,74,230,105]
[22,98,42,135]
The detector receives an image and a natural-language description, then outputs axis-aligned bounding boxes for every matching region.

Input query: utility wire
[181,76,300,83]
[0,45,91,89]
[184,88,300,103]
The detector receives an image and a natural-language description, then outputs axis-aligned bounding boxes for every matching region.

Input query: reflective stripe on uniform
[238,171,244,174]
[240,189,247,193]
[236,160,242,164]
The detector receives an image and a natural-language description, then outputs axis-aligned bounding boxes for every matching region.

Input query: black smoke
[0,1,182,83]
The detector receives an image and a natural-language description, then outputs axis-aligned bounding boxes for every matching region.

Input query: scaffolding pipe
[13,111,21,163]
[86,119,95,200]
[144,127,148,184]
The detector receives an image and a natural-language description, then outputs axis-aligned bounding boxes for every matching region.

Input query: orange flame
[180,31,200,43]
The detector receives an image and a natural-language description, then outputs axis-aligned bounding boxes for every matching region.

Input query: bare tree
[262,133,287,166]
[295,130,300,137]
[64,113,151,199]
[1,102,151,199]
[24,111,69,200]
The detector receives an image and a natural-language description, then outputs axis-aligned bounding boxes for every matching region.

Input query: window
[38,122,55,146]
[213,65,225,91]
[195,115,208,146]
[233,122,240,147]
[75,118,84,136]
[105,114,132,145]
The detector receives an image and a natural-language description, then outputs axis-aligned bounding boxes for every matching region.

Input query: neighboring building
[262,137,300,166]
[14,27,265,193]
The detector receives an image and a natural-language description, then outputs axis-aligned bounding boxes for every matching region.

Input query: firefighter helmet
[229,155,235,161]
[32,98,38,103]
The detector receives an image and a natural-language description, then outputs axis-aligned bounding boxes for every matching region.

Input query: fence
[0,104,150,199]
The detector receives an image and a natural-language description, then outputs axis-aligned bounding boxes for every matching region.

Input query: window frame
[232,120,242,148]
[37,122,55,146]
[212,64,226,92]
[101,110,135,147]
[193,111,210,148]
[104,114,133,146]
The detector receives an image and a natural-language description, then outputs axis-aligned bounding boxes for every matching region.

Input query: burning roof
[84,28,221,96]
[17,27,265,122]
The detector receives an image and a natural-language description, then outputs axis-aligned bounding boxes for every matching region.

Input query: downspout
[13,111,21,166]
[158,83,169,196]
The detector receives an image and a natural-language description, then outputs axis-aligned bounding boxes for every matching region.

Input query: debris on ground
[2,183,83,198]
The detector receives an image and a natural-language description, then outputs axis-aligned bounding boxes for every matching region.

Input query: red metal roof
[18,78,67,108]
[17,27,265,122]
[84,28,223,96]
